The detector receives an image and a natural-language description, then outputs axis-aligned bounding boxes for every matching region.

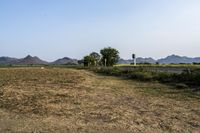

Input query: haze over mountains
[0,55,200,65]
[119,55,200,64]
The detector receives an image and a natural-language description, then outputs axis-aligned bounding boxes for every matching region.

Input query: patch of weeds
[139,87,164,96]
[63,79,74,84]
[0,80,4,87]
[55,79,73,84]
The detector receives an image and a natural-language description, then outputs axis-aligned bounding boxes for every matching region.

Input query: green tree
[83,55,95,67]
[100,47,120,66]
[90,52,100,66]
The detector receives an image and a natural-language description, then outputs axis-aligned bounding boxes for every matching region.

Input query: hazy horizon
[1,0,200,61]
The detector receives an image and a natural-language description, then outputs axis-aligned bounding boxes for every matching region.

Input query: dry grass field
[0,68,200,132]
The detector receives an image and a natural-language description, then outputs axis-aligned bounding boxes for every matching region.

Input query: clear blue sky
[1,0,200,61]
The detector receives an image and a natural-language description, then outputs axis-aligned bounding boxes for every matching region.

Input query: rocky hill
[17,55,48,65]
[51,57,78,65]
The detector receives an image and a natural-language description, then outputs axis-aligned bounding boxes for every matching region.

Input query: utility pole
[132,54,136,66]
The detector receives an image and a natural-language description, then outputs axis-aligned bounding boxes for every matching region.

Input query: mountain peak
[165,54,181,59]
[24,55,34,59]
[169,54,178,57]
[62,57,71,60]
[18,55,48,64]
[51,57,78,65]
[27,55,32,57]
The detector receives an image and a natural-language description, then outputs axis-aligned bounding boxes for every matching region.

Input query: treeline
[81,47,120,67]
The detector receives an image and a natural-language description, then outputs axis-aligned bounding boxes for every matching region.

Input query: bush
[94,67,121,76]
[178,69,200,86]
[128,71,154,81]
[154,72,176,83]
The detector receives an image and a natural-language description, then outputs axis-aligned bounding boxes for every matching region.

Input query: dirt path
[0,68,199,132]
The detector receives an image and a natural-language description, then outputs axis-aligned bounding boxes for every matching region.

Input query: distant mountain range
[0,55,78,65]
[157,55,200,64]
[0,54,200,65]
[118,55,200,64]
[0,57,18,64]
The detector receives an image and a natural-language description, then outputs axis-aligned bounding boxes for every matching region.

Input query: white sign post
[132,54,136,66]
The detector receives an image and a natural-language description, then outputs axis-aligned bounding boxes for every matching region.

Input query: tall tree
[100,47,119,66]
[90,52,100,66]
[83,55,94,67]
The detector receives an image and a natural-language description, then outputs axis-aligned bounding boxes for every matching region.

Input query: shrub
[94,67,121,76]
[128,71,154,81]
[154,72,177,83]
[178,69,200,86]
